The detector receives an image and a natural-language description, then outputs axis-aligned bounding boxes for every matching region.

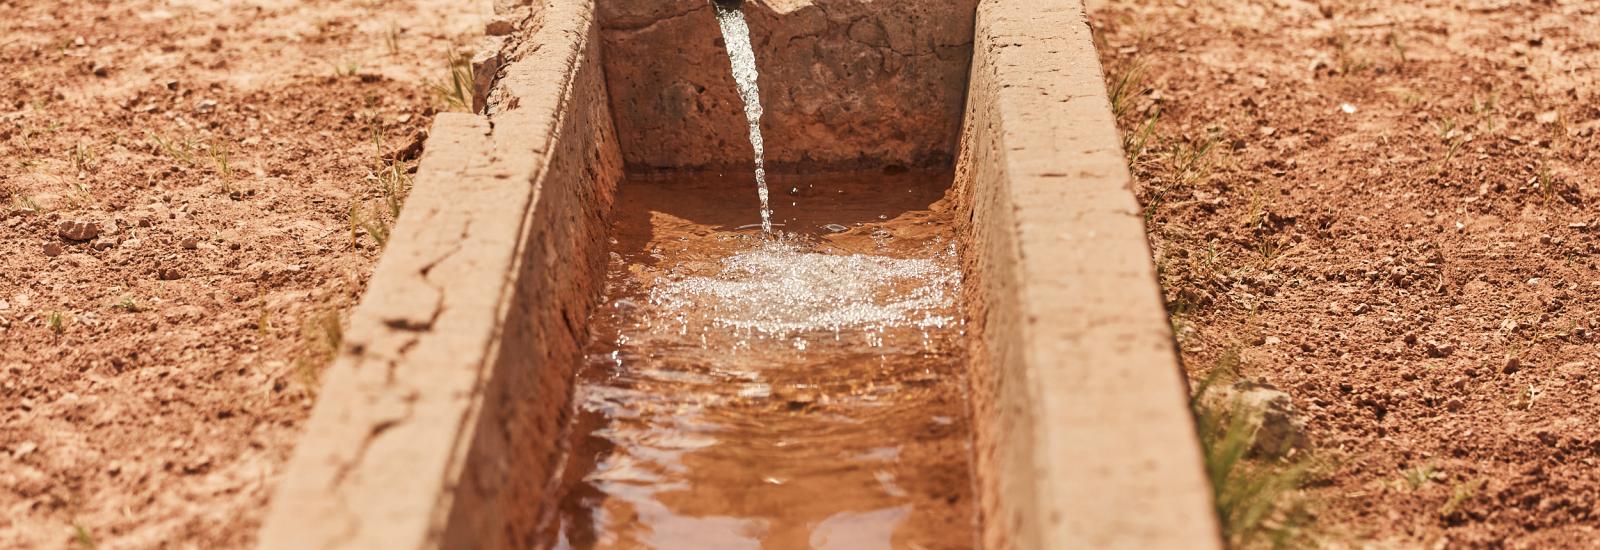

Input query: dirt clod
[57,219,100,241]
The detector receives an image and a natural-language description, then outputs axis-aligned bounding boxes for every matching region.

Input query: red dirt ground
[0,0,487,547]
[1092,0,1599,546]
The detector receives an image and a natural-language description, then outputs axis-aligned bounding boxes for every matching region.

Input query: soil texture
[1092,0,1600,546]
[0,0,487,547]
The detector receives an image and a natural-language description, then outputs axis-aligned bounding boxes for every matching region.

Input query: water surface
[549,170,977,550]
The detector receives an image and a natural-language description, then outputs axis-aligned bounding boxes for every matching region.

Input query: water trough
[258,0,1219,548]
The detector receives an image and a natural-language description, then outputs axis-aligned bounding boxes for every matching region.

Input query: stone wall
[599,0,977,170]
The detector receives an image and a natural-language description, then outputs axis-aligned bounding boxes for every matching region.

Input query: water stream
[544,4,978,548]
[712,2,773,234]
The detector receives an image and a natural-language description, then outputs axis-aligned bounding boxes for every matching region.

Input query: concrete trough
[258,0,1218,548]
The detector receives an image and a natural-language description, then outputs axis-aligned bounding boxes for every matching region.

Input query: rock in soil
[1201,381,1310,459]
[57,220,100,241]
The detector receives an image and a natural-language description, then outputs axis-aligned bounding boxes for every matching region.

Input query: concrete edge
[255,1,619,548]
[958,0,1221,548]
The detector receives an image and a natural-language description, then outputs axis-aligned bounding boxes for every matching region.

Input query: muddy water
[548,170,977,550]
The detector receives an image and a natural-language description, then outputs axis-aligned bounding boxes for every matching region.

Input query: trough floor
[547,171,978,549]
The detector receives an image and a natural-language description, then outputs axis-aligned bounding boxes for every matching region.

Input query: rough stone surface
[470,35,506,114]
[257,1,622,548]
[56,219,100,241]
[598,0,976,170]
[1202,382,1311,459]
[953,0,1221,548]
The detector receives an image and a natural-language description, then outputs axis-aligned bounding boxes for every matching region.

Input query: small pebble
[1504,357,1521,374]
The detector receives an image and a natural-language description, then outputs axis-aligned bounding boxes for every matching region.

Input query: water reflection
[549,171,976,550]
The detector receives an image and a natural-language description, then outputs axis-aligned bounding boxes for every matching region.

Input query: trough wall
[257,1,622,547]
[954,1,1221,548]
[598,0,978,170]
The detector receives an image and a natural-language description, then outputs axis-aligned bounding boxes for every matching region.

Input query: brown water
[547,170,977,550]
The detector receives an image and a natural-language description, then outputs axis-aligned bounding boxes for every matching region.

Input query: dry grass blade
[1193,351,1318,549]
[431,49,475,112]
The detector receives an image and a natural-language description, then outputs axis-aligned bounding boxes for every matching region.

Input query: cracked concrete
[257,1,622,548]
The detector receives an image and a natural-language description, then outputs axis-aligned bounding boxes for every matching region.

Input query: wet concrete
[548,171,977,549]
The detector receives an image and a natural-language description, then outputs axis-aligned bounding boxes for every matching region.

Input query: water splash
[713,3,773,234]
[649,236,961,338]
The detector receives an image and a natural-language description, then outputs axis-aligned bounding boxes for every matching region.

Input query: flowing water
[549,171,978,549]
[712,2,773,234]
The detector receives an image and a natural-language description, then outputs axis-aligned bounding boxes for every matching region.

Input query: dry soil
[1092,0,1600,546]
[0,0,487,547]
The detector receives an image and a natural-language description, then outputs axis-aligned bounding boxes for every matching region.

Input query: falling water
[713,2,773,234]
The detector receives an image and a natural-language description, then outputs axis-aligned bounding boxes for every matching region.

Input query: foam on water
[713,3,773,234]
[650,236,961,338]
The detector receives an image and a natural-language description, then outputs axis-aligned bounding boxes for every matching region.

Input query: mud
[548,171,978,549]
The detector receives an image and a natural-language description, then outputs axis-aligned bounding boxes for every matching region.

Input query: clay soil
[1091,0,1599,546]
[0,0,487,547]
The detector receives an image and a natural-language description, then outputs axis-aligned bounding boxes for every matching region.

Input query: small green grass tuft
[1124,113,1160,170]
[1193,351,1318,548]
[430,49,476,112]
[1400,464,1436,491]
[210,140,234,194]
[149,131,199,167]
[71,142,99,173]
[1108,61,1147,122]
[359,203,391,248]
[322,57,365,77]
[293,310,344,393]
[1167,131,1222,186]
[47,311,66,335]
[72,522,96,549]
[112,295,144,313]
[1439,479,1485,517]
